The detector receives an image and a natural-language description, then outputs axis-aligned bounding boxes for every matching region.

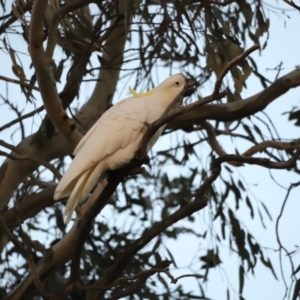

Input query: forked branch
[29,0,82,149]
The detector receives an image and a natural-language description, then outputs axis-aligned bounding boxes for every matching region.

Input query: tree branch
[6,143,299,300]
[17,219,54,299]
[29,0,82,149]
[0,75,39,91]
[0,0,128,227]
[196,148,300,199]
[213,43,260,95]
[0,216,27,256]
[87,197,208,298]
[170,67,300,130]
[0,1,32,35]
[0,140,61,180]
[46,0,97,61]
[0,106,44,132]
[0,186,55,229]
[283,0,300,12]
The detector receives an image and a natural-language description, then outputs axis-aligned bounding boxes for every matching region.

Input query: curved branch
[0,105,44,132]
[87,197,208,299]
[0,186,56,228]
[198,122,300,166]
[29,0,82,149]
[6,116,300,300]
[86,149,300,299]
[213,43,259,95]
[0,1,32,35]
[243,139,300,157]
[46,0,96,60]
[170,67,300,129]
[0,140,61,180]
[0,75,39,91]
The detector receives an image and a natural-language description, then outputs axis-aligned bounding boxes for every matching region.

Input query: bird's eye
[175,81,180,86]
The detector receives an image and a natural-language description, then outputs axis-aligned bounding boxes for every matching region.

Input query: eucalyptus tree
[0,1,299,299]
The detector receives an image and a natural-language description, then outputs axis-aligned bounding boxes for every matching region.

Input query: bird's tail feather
[64,170,90,224]
[63,163,105,224]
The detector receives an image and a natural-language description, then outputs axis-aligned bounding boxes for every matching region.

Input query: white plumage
[54,73,191,223]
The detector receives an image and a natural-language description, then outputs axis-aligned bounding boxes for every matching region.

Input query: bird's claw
[134,152,150,165]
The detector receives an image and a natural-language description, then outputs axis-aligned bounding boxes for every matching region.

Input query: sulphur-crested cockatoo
[54,73,196,223]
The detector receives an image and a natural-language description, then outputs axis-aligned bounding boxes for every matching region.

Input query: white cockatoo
[54,73,196,223]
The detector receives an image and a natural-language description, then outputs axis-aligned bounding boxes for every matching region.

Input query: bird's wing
[74,97,131,156]
[54,97,151,199]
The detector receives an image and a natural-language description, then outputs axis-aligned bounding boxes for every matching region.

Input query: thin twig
[0,2,32,34]
[191,0,237,5]
[0,215,27,256]
[1,96,26,139]
[61,263,172,299]
[214,128,291,163]
[196,148,300,198]
[107,265,171,289]
[200,121,300,166]
[0,75,39,91]
[283,0,300,12]
[0,139,62,180]
[164,271,203,284]
[91,197,208,296]
[213,43,260,95]
[46,0,97,61]
[275,181,300,296]
[17,215,54,299]
[107,278,147,300]
[181,90,228,114]
[0,105,44,132]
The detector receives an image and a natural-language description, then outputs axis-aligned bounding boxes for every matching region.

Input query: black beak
[183,78,197,97]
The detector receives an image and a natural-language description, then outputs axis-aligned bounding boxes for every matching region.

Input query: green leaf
[257,207,266,229]
[200,249,222,269]
[237,180,245,191]
[242,124,254,139]
[165,247,177,268]
[247,234,260,263]
[230,180,242,210]
[160,52,172,60]
[260,201,273,221]
[239,266,244,295]
[260,255,278,280]
[245,196,254,219]
[242,2,253,23]
[288,109,300,126]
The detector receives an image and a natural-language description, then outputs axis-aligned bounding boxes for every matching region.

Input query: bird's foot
[134,152,150,165]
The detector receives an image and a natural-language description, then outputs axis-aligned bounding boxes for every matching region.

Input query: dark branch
[213,44,260,95]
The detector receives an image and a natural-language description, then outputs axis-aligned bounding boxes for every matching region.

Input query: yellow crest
[129,86,153,97]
